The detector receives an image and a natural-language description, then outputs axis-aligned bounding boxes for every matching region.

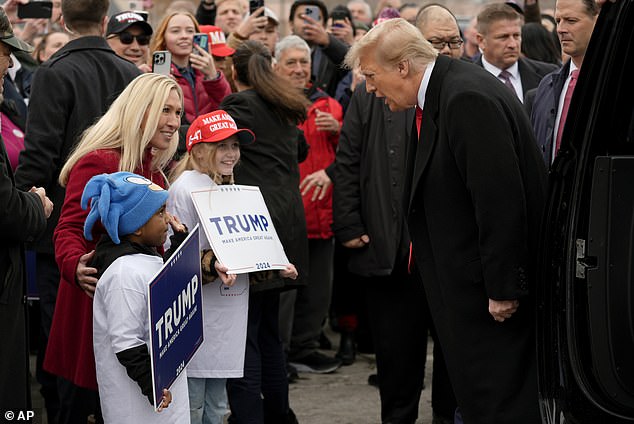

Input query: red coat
[298,92,343,239]
[45,149,165,389]
[171,64,231,124]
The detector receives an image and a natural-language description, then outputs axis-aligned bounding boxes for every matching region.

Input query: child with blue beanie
[82,171,190,423]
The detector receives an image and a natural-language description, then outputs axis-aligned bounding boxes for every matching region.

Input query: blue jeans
[188,377,228,424]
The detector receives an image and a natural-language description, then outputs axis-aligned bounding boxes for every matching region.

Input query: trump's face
[359,54,416,112]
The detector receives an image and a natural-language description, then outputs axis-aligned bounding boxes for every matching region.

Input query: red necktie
[408,106,423,273]
[555,69,580,154]
[415,106,423,137]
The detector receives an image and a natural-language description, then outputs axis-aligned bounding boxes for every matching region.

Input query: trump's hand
[342,234,370,248]
[489,299,519,322]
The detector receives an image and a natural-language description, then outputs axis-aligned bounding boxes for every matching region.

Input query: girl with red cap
[167,109,298,424]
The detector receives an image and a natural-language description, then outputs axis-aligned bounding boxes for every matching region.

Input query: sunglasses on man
[108,31,151,46]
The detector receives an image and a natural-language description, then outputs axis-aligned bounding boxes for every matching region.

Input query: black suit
[475,55,559,98]
[334,83,457,422]
[407,55,547,423]
[0,136,46,412]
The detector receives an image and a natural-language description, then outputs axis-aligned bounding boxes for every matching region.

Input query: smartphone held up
[192,33,209,53]
[249,0,264,15]
[17,1,53,19]
[303,5,322,23]
[152,51,172,76]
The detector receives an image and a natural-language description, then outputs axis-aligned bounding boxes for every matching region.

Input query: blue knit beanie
[81,171,168,244]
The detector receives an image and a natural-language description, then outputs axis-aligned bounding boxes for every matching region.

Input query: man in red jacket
[274,34,344,374]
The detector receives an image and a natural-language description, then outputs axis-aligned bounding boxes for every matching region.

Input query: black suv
[537,0,634,422]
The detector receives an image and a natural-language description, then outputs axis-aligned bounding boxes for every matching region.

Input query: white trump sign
[191,185,290,274]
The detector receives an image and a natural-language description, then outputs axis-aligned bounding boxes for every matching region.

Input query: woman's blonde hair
[59,73,183,186]
[151,12,200,54]
[169,142,233,185]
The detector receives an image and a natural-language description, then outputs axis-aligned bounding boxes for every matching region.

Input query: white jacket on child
[93,253,190,423]
[166,170,249,378]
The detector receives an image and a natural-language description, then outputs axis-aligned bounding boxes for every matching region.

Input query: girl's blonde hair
[150,12,200,54]
[169,142,234,185]
[59,73,183,186]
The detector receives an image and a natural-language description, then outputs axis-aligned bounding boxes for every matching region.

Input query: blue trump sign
[147,225,203,409]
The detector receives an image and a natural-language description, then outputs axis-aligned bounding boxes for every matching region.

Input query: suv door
[537,0,634,423]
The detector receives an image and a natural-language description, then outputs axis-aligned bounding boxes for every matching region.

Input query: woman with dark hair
[219,40,309,424]
[522,22,562,66]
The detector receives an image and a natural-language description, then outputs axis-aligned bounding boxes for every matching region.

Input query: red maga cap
[199,25,235,57]
[186,110,255,151]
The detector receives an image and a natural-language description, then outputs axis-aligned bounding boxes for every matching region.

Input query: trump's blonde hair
[344,18,438,72]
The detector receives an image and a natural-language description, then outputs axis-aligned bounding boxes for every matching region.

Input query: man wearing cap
[0,5,53,414]
[474,3,557,103]
[14,0,140,421]
[106,10,153,72]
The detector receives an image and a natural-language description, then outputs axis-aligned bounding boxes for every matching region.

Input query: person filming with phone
[229,5,280,56]
[2,0,62,45]
[328,5,355,46]
[288,0,349,97]
[151,11,231,126]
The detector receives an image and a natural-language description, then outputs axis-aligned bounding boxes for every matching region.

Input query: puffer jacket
[298,87,343,239]
[171,63,231,124]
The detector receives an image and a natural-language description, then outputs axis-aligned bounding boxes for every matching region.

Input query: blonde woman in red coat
[45,74,183,420]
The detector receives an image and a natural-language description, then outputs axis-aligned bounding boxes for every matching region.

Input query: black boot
[286,408,299,424]
[335,331,356,365]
